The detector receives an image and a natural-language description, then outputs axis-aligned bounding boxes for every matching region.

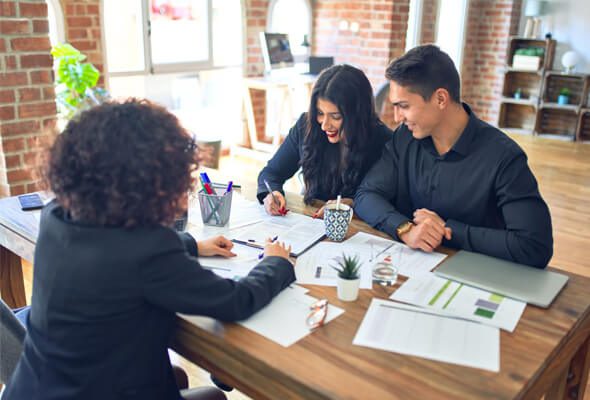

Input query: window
[435,0,469,71]
[102,0,244,145]
[405,0,423,52]
[46,0,65,46]
[268,0,312,62]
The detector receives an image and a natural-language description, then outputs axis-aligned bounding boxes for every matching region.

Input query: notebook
[434,250,568,308]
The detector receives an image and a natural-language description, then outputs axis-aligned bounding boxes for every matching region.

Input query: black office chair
[0,299,26,386]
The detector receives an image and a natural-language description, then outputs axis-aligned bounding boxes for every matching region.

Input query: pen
[200,172,212,184]
[225,181,233,194]
[263,179,288,216]
[212,182,241,189]
[258,236,279,260]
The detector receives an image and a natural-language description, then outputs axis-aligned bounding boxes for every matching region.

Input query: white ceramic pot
[337,277,360,302]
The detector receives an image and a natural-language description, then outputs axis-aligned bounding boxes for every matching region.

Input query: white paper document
[295,241,373,288]
[198,243,262,280]
[380,240,447,278]
[230,212,325,256]
[390,273,526,332]
[238,287,344,347]
[353,299,500,372]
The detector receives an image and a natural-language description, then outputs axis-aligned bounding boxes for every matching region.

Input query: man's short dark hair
[385,44,461,103]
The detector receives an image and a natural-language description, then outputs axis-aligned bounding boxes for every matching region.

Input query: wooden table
[2,191,590,399]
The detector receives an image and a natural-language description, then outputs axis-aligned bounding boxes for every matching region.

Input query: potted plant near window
[51,43,109,122]
[332,254,362,302]
[558,87,571,105]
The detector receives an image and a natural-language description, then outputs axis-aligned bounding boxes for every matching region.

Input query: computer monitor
[260,32,295,72]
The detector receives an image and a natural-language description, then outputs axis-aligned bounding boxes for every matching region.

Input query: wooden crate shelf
[536,107,578,138]
[506,38,555,70]
[498,103,536,133]
[542,72,588,107]
[502,70,543,100]
[577,108,590,142]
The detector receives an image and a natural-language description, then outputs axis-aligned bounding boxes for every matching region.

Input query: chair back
[0,299,25,384]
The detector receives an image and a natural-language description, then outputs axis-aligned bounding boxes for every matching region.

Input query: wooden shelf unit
[577,108,590,141]
[535,107,578,139]
[541,71,588,108]
[498,37,556,135]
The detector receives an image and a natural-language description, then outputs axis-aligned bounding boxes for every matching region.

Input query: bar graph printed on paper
[390,273,527,332]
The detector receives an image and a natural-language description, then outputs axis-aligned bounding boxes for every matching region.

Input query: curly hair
[301,64,382,204]
[47,99,198,228]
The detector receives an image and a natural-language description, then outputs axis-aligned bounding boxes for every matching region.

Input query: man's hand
[263,191,287,216]
[197,236,236,257]
[413,208,452,241]
[398,209,452,252]
[262,237,292,260]
[313,197,354,219]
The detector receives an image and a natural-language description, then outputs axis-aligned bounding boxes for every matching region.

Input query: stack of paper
[353,299,499,372]
[390,272,526,332]
[198,243,262,280]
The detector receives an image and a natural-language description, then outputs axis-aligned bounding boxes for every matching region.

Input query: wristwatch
[396,220,414,238]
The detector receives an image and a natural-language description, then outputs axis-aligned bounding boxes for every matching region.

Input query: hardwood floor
[19,134,590,399]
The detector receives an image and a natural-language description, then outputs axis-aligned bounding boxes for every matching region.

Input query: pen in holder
[198,189,233,226]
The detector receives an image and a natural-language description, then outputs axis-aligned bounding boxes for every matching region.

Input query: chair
[0,299,26,386]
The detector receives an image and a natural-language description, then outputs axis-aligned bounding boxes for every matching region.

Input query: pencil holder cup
[324,203,353,242]
[198,189,232,226]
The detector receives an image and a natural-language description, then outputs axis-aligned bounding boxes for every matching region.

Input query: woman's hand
[262,237,292,260]
[263,191,287,216]
[313,197,354,219]
[197,236,236,258]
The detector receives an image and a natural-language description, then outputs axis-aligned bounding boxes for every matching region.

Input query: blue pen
[258,236,279,260]
[200,172,212,184]
[225,181,233,194]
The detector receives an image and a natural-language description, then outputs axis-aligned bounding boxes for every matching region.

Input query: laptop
[304,56,334,76]
[434,250,568,308]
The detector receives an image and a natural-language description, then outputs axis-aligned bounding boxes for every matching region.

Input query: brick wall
[60,0,103,80]
[0,0,56,196]
[313,0,410,89]
[420,0,438,44]
[461,0,522,123]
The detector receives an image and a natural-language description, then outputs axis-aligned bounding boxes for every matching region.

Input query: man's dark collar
[448,102,477,156]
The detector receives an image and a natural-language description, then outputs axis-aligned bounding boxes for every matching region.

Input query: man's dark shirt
[354,103,553,268]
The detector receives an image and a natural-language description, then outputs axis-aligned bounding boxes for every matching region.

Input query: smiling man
[354,45,553,268]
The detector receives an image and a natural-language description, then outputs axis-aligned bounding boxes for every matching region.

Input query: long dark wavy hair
[301,64,381,204]
[47,99,198,228]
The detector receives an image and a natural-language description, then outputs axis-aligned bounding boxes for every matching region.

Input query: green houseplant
[558,87,571,105]
[51,43,109,120]
[332,254,362,301]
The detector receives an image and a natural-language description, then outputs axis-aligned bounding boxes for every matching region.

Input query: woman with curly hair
[257,64,393,216]
[3,99,294,400]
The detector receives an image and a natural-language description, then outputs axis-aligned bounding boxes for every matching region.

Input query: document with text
[390,273,526,332]
[353,299,500,372]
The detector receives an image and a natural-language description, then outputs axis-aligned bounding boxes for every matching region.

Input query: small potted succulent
[332,253,362,302]
[513,88,523,100]
[558,87,571,105]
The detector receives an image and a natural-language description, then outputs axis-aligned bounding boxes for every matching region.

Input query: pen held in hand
[258,236,279,260]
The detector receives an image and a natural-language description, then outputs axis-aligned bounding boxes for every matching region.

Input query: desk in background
[1,189,590,399]
[242,74,315,153]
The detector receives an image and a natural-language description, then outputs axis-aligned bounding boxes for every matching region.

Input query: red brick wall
[0,0,56,196]
[242,0,268,146]
[60,0,103,80]
[461,0,522,123]
[313,0,410,89]
[420,0,437,44]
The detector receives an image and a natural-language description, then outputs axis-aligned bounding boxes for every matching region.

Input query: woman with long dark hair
[257,64,393,216]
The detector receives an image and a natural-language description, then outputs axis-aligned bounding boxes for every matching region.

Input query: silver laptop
[434,250,568,308]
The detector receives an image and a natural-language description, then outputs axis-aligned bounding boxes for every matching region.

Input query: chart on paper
[390,272,526,332]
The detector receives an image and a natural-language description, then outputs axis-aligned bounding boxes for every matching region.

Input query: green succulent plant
[559,87,571,97]
[331,253,362,280]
